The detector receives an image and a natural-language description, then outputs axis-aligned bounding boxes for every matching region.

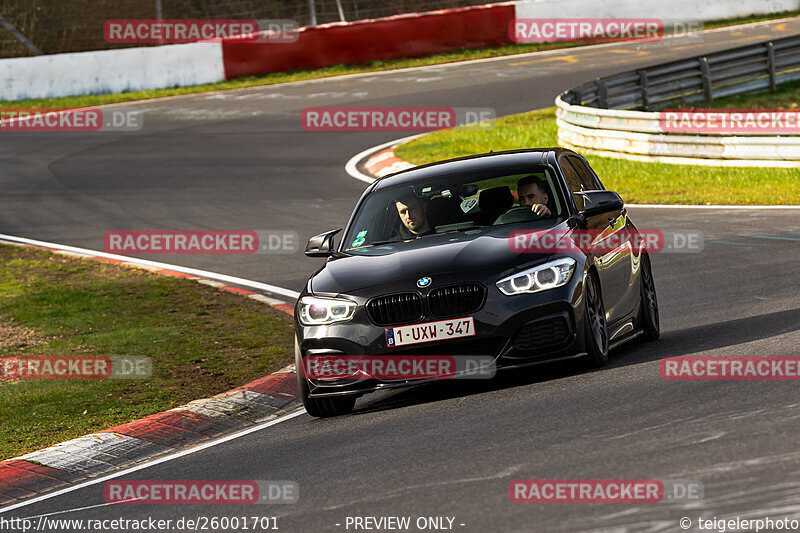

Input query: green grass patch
[395,108,800,205]
[701,10,800,29]
[0,245,295,459]
[1,10,797,110]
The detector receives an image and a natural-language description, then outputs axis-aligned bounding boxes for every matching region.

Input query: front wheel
[583,273,609,367]
[639,254,660,341]
[295,338,356,418]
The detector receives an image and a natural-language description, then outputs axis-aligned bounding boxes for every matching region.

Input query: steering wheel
[494,206,543,225]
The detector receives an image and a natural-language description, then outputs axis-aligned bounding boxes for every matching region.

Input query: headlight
[496,258,576,296]
[298,296,357,325]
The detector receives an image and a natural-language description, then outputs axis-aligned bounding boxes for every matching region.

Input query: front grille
[366,292,423,326]
[428,283,486,317]
[513,316,570,351]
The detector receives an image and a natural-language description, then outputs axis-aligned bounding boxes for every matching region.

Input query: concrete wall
[1,0,796,101]
[0,42,224,101]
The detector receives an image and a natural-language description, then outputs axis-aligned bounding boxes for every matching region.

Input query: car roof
[370,148,573,191]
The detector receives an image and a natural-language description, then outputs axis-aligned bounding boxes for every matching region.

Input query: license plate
[385,317,475,348]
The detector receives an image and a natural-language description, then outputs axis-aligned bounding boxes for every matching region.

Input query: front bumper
[296,273,588,398]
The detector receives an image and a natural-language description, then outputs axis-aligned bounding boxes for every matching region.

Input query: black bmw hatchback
[295,148,659,417]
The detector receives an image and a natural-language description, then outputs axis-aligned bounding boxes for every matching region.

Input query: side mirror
[305,229,341,257]
[577,190,624,218]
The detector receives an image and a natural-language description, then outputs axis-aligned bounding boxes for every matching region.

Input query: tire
[295,338,356,418]
[583,272,609,367]
[639,253,660,341]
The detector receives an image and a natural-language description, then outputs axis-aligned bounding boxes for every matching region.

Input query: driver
[517,175,551,217]
[394,193,434,239]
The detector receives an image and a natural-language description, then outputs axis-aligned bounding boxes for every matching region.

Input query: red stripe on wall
[222,4,515,80]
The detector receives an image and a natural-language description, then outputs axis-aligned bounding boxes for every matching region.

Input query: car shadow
[351,307,800,416]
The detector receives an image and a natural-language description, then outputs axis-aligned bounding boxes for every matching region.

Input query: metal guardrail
[562,34,800,111]
[555,34,800,165]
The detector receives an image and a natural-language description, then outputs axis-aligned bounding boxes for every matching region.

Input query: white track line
[0,234,300,300]
[22,498,141,520]
[0,409,306,514]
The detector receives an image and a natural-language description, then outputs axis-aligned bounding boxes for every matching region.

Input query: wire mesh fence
[0,0,487,57]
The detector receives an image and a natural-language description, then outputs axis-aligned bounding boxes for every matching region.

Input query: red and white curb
[364,147,416,178]
[0,234,302,507]
[344,134,422,184]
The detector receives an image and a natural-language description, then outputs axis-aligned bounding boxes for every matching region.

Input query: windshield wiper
[347,239,401,250]
[436,224,485,235]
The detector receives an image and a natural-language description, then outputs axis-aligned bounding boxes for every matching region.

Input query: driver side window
[567,155,604,191]
[559,156,587,211]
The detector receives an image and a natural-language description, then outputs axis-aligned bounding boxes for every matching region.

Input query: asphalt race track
[2,20,800,532]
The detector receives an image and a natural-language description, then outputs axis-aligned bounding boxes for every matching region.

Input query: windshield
[342,166,564,251]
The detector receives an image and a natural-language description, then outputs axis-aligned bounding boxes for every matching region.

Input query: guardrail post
[766,42,777,91]
[308,0,318,26]
[638,70,649,110]
[698,57,713,104]
[597,79,608,108]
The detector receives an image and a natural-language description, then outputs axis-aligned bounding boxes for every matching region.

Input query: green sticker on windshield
[351,230,367,247]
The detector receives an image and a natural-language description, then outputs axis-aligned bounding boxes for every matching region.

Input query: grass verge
[1,11,797,110]
[0,244,295,459]
[394,106,800,205]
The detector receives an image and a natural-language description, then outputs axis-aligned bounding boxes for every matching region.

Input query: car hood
[310,222,572,295]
